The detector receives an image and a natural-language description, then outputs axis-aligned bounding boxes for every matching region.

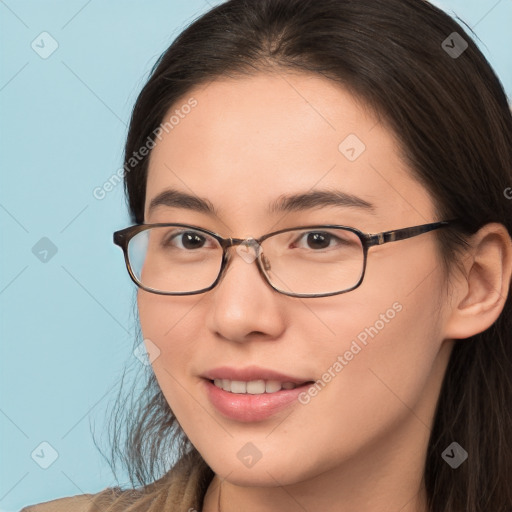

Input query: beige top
[21,451,214,512]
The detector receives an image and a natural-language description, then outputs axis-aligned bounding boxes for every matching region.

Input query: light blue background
[1,1,511,510]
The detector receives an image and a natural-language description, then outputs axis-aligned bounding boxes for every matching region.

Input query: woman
[22,0,512,511]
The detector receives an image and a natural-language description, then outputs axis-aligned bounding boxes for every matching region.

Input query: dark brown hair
[95,1,512,510]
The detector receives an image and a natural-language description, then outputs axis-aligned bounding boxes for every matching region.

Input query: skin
[138,71,512,512]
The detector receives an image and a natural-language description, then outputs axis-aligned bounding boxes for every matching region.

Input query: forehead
[145,72,435,229]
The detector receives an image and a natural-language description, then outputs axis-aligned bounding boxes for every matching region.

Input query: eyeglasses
[113,219,461,298]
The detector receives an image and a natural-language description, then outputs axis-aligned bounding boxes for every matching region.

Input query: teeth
[231,380,247,393]
[265,380,282,393]
[212,378,300,394]
[246,380,265,394]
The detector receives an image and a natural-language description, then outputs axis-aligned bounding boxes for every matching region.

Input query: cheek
[300,278,445,439]
[137,294,220,451]
[137,292,204,379]
[138,289,201,338]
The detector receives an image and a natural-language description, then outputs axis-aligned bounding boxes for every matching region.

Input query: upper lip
[202,365,313,385]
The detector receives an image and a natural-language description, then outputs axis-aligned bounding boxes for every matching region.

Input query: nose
[205,244,287,343]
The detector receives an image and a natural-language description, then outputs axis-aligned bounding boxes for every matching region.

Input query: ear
[443,223,512,340]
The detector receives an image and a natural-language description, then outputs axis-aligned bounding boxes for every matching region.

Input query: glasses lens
[260,227,364,295]
[127,226,223,293]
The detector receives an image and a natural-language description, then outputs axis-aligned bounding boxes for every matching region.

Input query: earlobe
[442,223,512,340]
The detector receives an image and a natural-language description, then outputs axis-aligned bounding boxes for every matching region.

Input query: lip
[201,366,315,422]
[203,379,314,422]
[201,365,311,385]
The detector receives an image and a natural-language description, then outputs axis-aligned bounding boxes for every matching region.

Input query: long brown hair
[95,1,512,510]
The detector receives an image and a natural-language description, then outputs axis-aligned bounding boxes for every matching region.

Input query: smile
[204,378,315,422]
[212,378,302,394]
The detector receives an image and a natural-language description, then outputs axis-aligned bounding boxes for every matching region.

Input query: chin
[222,466,305,488]
[202,447,320,487]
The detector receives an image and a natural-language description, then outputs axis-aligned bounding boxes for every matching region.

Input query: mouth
[208,378,314,394]
[202,377,315,422]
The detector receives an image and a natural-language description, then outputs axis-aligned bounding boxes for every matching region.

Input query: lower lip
[203,379,312,422]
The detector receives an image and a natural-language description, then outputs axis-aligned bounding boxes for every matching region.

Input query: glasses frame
[113,219,462,298]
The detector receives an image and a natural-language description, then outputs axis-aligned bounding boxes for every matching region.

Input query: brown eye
[160,229,216,251]
[176,232,207,250]
[305,232,331,250]
[292,231,352,251]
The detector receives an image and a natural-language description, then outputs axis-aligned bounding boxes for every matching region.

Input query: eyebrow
[269,189,376,215]
[149,188,219,216]
[148,187,376,217]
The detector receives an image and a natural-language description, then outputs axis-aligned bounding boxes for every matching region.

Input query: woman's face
[138,72,454,491]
